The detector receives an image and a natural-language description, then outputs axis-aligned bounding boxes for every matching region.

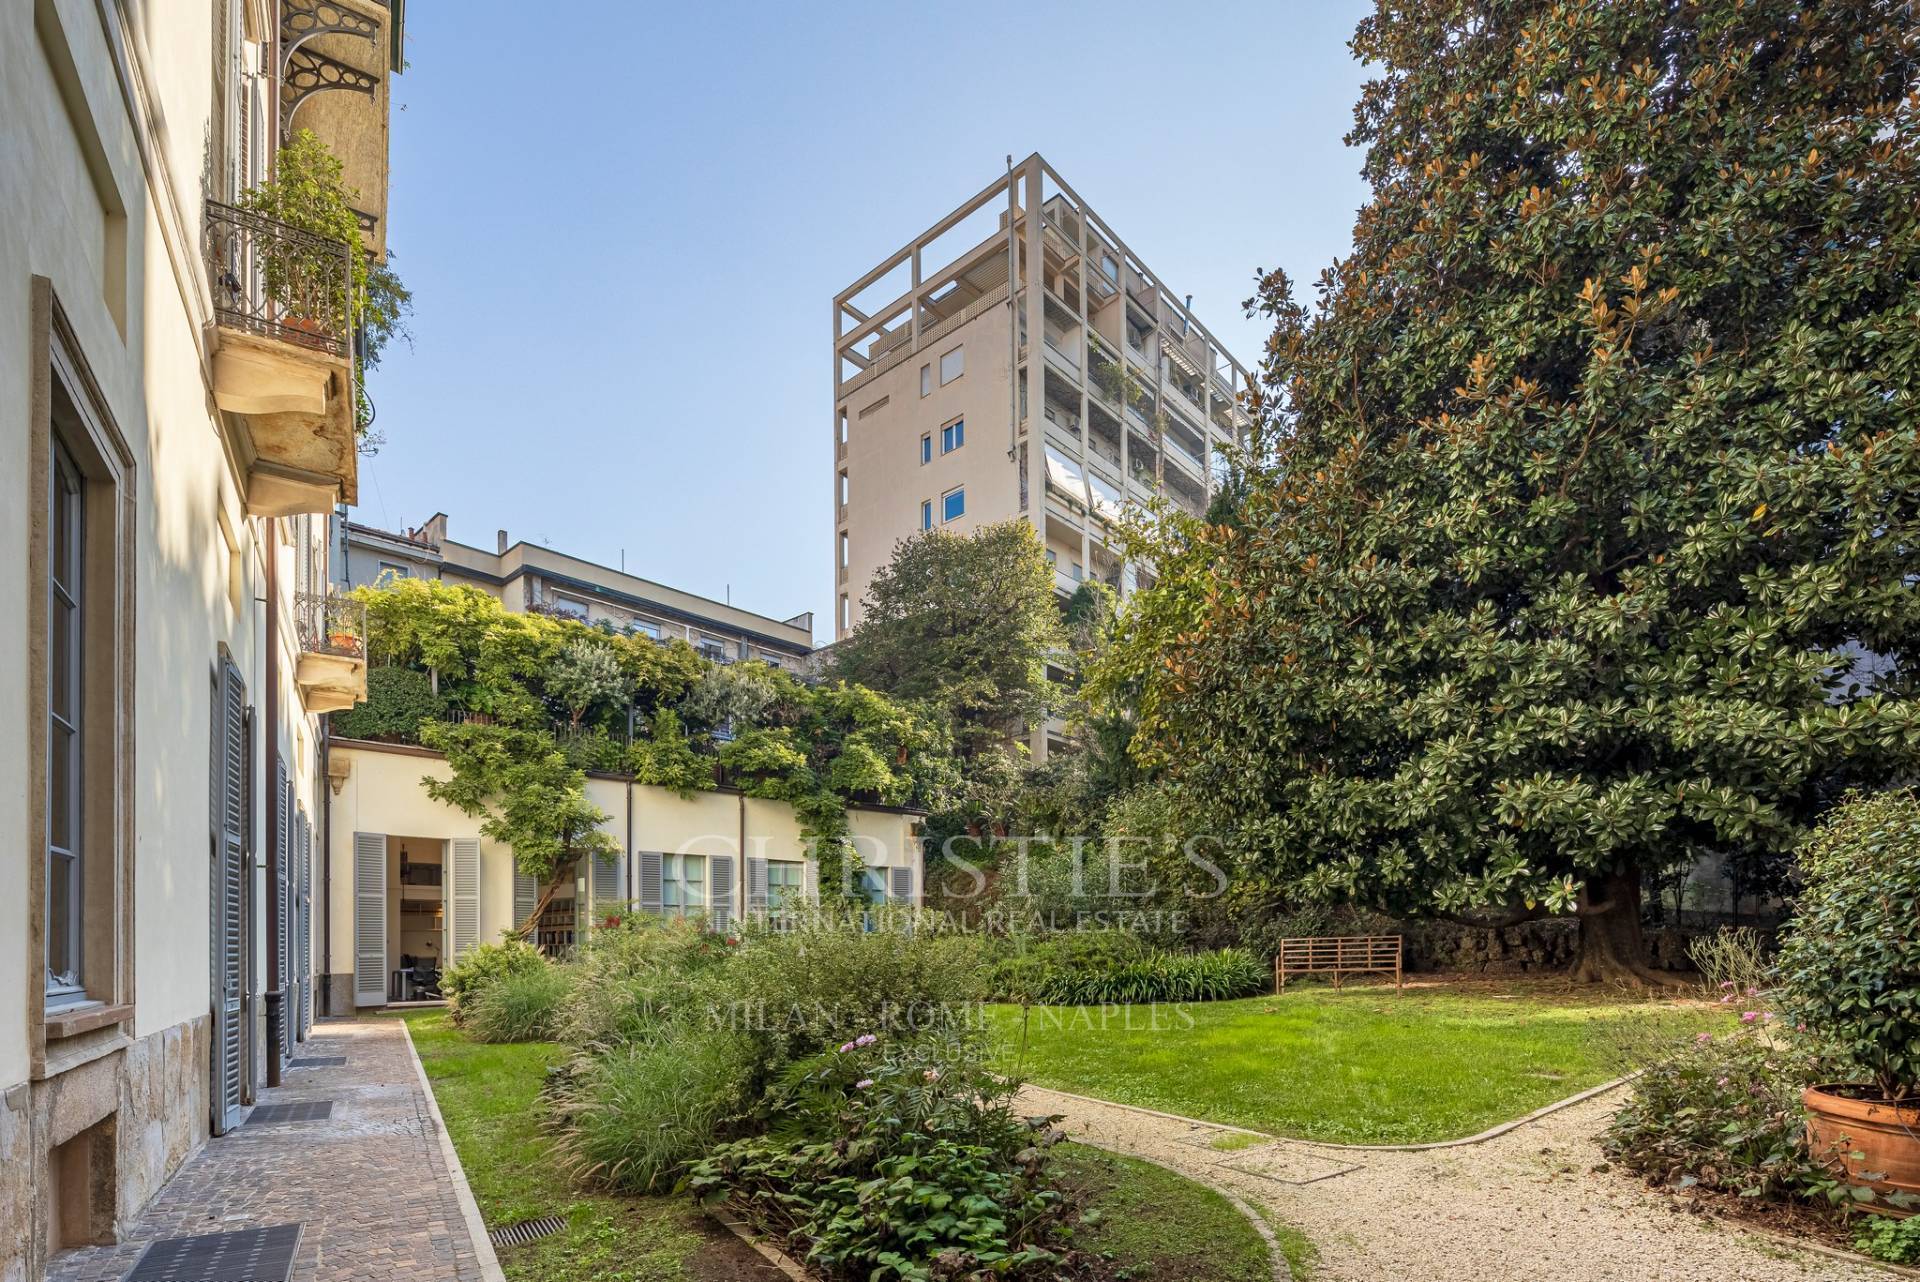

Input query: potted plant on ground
[1778,789,1920,1208]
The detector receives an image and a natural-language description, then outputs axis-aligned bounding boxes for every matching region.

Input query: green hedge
[991,937,1266,1004]
[329,665,444,742]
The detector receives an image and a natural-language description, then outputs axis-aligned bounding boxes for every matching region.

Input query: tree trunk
[1569,862,1678,986]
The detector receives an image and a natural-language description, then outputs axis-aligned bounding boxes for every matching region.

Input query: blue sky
[362,1,1373,637]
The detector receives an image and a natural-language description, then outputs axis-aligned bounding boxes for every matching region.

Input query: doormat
[245,1101,333,1126]
[489,1214,569,1249]
[290,1056,347,1068]
[121,1223,301,1281]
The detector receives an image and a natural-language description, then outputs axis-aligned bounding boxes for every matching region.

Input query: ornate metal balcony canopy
[281,47,379,141]
[281,0,380,59]
[204,200,354,358]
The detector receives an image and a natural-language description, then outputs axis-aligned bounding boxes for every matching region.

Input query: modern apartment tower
[831,153,1253,645]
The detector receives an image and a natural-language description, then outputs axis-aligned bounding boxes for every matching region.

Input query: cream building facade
[832,154,1253,648]
[1,2,401,1276]
[321,742,925,1010]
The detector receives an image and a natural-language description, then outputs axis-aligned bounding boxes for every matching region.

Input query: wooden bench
[1275,935,1403,992]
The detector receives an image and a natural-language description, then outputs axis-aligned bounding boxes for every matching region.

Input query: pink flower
[1719,981,1736,990]
[855,1078,874,1089]
[1695,1032,1713,1044]
[838,1041,856,1053]
[1740,1011,1760,1023]
[855,1034,877,1047]
[1719,994,1735,1004]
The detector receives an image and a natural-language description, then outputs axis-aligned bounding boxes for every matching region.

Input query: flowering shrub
[1605,1020,1835,1203]
[684,1031,1074,1280]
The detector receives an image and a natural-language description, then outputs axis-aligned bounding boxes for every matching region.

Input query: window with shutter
[589,850,624,925]
[746,857,769,914]
[637,851,663,913]
[353,832,387,1006]
[890,865,916,905]
[211,656,250,1133]
[709,854,736,931]
[276,769,292,1065]
[513,867,538,935]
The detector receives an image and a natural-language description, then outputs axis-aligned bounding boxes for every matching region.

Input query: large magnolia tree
[1103,0,1920,980]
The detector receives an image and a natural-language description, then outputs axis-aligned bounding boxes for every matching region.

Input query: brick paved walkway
[53,1018,493,1282]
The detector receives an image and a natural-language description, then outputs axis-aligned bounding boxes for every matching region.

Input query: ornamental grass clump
[439,937,545,1026]
[463,961,574,1044]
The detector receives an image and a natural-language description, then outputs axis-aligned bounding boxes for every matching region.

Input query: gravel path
[1019,1083,1879,1281]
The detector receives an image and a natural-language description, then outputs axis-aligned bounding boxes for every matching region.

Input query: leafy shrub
[329,665,444,742]
[556,917,737,1049]
[1856,1213,1920,1265]
[684,1031,1071,1279]
[551,1025,756,1193]
[465,962,573,1043]
[991,938,1265,1004]
[723,924,990,1073]
[1604,1023,1833,1202]
[1776,790,1920,1099]
[440,938,546,1025]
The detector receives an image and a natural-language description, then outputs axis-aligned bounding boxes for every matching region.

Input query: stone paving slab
[52,1019,486,1282]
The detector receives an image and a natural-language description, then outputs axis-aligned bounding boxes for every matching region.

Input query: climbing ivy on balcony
[346,578,952,893]
[237,129,412,447]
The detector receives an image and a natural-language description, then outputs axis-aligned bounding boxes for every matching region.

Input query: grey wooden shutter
[450,838,481,962]
[637,851,663,914]
[353,832,387,1006]
[296,813,312,1040]
[589,849,624,923]
[277,769,292,1063]
[211,657,249,1134]
[890,865,915,905]
[709,854,736,931]
[513,867,538,935]
[746,857,769,915]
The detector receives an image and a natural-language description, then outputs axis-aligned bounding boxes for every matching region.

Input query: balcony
[295,591,367,714]
[205,200,359,516]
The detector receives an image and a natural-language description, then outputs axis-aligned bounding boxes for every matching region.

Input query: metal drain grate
[290,1056,347,1068]
[489,1215,568,1249]
[122,1223,301,1281]
[245,1101,333,1126]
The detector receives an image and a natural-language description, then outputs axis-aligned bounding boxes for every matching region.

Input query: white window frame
[661,853,708,918]
[921,500,933,531]
[919,433,931,465]
[939,346,964,385]
[941,486,965,523]
[919,364,931,397]
[941,418,964,454]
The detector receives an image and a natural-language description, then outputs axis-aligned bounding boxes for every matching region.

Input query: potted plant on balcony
[237,129,412,444]
[1777,789,1920,1209]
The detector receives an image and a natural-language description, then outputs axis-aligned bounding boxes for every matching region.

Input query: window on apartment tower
[942,487,965,523]
[839,531,849,568]
[939,346,964,385]
[919,433,931,465]
[942,419,964,453]
[921,500,933,531]
[919,364,931,397]
[838,471,849,507]
[839,594,850,631]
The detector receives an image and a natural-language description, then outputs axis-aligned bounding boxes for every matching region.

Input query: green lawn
[1055,1145,1307,1281]
[403,1010,1292,1281]
[400,1011,755,1282]
[993,984,1716,1144]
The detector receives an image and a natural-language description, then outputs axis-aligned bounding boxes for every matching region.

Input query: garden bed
[991,982,1715,1144]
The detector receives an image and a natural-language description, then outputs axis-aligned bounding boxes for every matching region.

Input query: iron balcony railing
[204,199,354,359]
[295,591,367,659]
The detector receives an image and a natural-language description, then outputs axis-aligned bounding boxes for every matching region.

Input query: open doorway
[390,837,445,1000]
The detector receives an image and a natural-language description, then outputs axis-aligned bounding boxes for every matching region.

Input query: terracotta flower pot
[1804,1084,1920,1211]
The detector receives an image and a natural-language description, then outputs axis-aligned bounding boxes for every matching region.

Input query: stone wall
[1401,919,1776,974]
[0,1014,207,1282]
